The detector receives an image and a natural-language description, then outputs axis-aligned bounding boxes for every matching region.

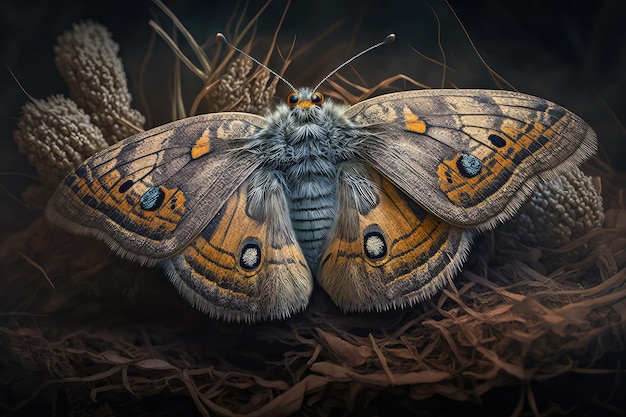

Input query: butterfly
[45,33,597,322]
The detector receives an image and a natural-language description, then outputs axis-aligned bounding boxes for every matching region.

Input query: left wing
[46,113,266,264]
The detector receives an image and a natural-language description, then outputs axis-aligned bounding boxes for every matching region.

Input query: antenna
[313,34,395,92]
[216,33,297,92]
[216,32,396,93]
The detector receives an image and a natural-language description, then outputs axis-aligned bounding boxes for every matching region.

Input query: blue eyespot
[140,186,165,211]
[287,93,299,106]
[456,153,482,178]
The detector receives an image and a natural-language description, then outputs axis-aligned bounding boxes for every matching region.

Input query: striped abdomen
[288,173,338,271]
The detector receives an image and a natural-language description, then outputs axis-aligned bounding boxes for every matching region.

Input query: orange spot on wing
[191,134,211,159]
[403,107,427,134]
[437,113,567,208]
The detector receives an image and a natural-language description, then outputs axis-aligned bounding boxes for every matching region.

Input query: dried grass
[2,178,625,416]
[2,3,626,417]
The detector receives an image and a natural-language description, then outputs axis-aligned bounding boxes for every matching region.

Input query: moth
[46,34,597,322]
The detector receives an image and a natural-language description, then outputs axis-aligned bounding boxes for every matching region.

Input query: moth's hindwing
[45,113,267,264]
[348,89,597,230]
[318,163,474,312]
[163,170,313,322]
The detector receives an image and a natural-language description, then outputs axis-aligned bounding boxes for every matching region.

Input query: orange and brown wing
[163,171,313,322]
[317,163,473,312]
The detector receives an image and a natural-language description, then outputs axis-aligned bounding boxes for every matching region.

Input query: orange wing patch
[403,106,427,134]
[176,192,259,301]
[318,164,472,313]
[64,165,186,240]
[191,132,211,159]
[437,111,570,208]
[165,175,313,322]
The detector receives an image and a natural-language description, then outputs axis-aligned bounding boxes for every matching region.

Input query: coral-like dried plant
[55,21,145,144]
[12,21,146,209]
[14,95,108,189]
[203,54,279,114]
[148,0,286,118]
[499,167,605,248]
[13,95,109,208]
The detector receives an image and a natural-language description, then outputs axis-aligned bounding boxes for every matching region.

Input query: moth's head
[286,88,325,110]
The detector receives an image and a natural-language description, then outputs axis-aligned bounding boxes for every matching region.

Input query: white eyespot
[240,243,261,270]
[364,231,387,259]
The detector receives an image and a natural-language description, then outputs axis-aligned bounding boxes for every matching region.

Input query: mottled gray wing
[346,89,596,230]
[46,112,266,264]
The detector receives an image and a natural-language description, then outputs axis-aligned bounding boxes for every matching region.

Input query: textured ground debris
[1,208,625,416]
[3,8,626,417]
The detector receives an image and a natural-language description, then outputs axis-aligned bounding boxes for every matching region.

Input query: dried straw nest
[2,7,626,417]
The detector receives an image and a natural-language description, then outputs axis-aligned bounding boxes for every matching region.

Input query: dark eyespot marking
[118,179,134,193]
[364,230,387,260]
[140,187,165,211]
[456,153,482,178]
[240,242,261,270]
[488,134,506,148]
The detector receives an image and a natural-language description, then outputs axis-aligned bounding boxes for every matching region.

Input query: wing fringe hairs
[5,10,626,417]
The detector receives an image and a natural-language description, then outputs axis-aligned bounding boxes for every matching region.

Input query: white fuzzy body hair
[245,88,364,269]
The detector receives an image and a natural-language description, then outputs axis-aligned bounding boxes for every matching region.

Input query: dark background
[1,0,624,232]
[0,2,625,415]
